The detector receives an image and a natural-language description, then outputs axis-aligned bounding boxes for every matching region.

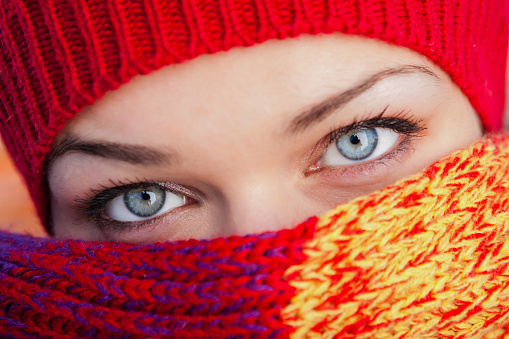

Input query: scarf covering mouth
[1,135,509,338]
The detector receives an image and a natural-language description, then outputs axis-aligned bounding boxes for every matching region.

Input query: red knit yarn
[0,0,507,229]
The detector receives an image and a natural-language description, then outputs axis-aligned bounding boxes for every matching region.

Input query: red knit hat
[0,0,507,229]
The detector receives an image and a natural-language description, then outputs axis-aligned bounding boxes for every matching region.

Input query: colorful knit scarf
[1,134,509,338]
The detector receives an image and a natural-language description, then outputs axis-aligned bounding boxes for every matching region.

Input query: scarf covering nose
[1,134,509,338]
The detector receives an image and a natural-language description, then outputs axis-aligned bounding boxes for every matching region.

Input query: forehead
[63,33,442,144]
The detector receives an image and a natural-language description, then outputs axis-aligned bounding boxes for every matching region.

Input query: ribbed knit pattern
[1,133,509,338]
[0,0,508,228]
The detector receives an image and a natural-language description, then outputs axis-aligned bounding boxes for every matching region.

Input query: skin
[48,33,482,244]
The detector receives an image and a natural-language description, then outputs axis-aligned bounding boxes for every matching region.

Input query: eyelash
[74,180,197,231]
[327,110,424,145]
[74,110,426,232]
[309,109,425,175]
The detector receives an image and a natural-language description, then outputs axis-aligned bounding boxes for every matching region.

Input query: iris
[124,187,166,217]
[336,128,378,160]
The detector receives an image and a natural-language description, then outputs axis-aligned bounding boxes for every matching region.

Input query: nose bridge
[218,172,308,236]
[194,137,313,236]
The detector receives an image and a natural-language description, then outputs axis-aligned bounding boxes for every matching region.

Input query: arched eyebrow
[287,65,440,134]
[45,137,178,170]
[45,65,438,171]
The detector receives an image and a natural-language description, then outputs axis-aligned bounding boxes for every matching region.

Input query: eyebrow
[45,65,437,171]
[287,65,440,134]
[45,137,177,170]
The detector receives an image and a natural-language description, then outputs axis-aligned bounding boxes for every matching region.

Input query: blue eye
[336,128,378,160]
[124,187,166,217]
[322,127,400,166]
[105,186,186,222]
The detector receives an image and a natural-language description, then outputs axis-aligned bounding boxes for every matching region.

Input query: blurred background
[1,57,509,237]
[0,143,44,236]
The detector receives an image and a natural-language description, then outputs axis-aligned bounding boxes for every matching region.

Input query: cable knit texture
[0,0,508,227]
[0,133,508,338]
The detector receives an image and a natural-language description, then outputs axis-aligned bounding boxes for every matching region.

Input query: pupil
[141,191,151,201]
[350,134,360,145]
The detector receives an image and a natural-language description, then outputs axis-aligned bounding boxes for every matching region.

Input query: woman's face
[48,33,482,243]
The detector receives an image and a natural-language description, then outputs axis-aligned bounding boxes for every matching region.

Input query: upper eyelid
[287,65,440,134]
[329,109,390,140]
[323,111,426,148]
[81,181,199,209]
[75,181,173,217]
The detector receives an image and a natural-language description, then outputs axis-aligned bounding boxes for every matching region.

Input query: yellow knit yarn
[283,134,509,338]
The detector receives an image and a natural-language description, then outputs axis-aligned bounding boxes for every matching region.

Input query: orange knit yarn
[283,134,509,338]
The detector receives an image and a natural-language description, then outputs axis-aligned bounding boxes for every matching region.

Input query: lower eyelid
[96,199,196,235]
[308,135,414,178]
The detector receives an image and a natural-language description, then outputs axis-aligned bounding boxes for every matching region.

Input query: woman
[0,0,508,337]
